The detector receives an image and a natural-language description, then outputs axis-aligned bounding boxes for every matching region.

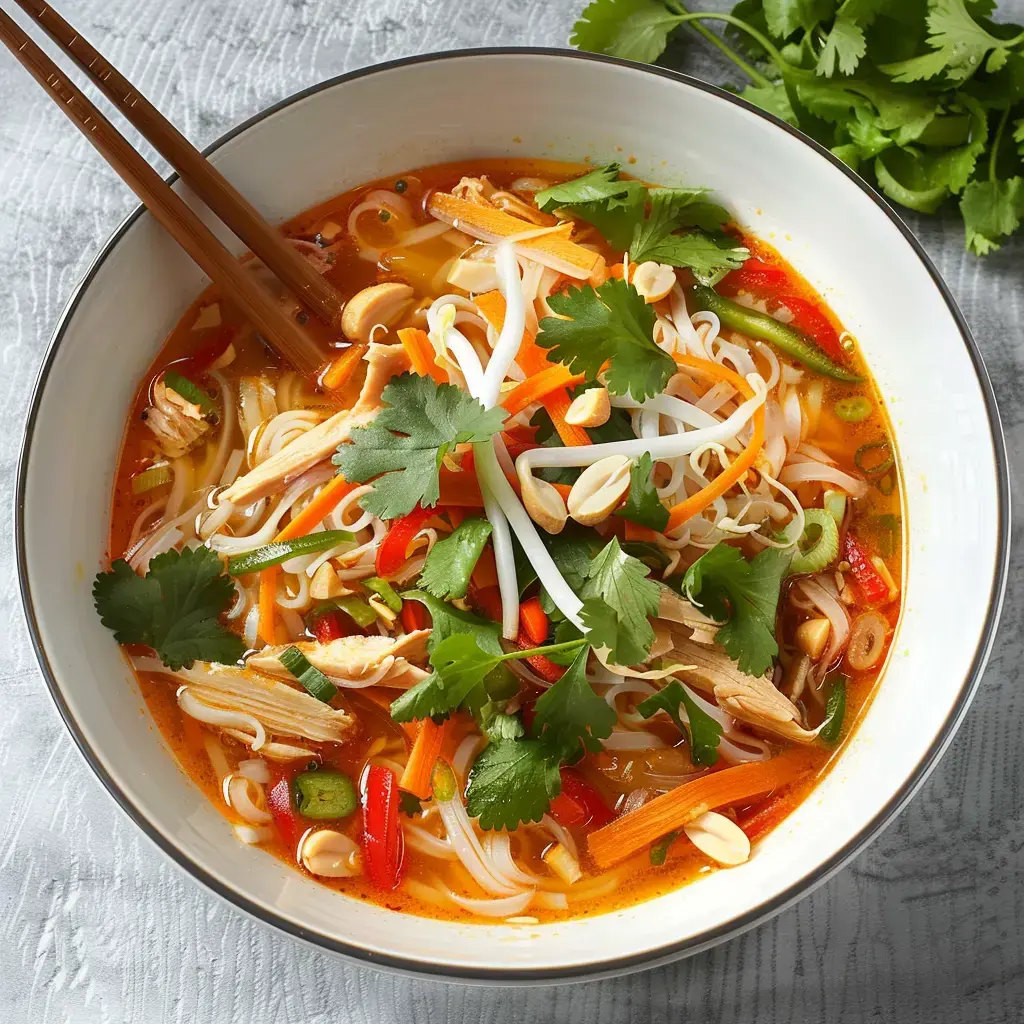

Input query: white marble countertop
[1,1,1022,1020]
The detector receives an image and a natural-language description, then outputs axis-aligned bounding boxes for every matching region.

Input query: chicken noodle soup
[100,159,902,921]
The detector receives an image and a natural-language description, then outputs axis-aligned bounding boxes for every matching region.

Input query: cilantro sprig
[637,680,722,766]
[93,547,245,670]
[682,542,792,677]
[334,373,506,519]
[616,452,670,531]
[570,0,1024,255]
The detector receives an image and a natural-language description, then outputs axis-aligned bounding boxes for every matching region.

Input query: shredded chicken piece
[220,342,410,506]
[671,636,817,744]
[657,589,721,645]
[248,630,430,683]
[143,378,211,458]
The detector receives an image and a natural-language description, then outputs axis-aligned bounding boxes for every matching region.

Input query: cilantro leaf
[92,547,245,671]
[419,517,493,601]
[960,176,1024,255]
[741,82,799,125]
[615,452,669,531]
[683,543,792,677]
[817,15,868,77]
[1015,118,1024,157]
[629,187,710,260]
[466,737,563,829]
[402,591,503,656]
[636,229,750,286]
[535,163,634,208]
[763,0,835,39]
[580,537,661,665]
[570,0,682,63]
[334,374,506,519]
[532,646,615,759]
[637,680,723,766]
[882,0,1015,83]
[539,279,675,400]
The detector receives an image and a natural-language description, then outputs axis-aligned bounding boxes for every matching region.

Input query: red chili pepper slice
[268,776,302,851]
[775,295,845,363]
[469,583,504,624]
[555,769,615,829]
[312,610,345,644]
[843,532,890,605]
[361,764,405,890]
[718,257,790,298]
[375,505,435,578]
[176,324,237,380]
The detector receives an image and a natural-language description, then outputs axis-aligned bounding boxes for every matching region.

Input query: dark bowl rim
[15,46,1010,984]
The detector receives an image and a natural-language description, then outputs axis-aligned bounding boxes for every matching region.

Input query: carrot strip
[322,342,367,392]
[664,355,766,533]
[587,754,813,869]
[438,468,485,507]
[501,365,586,417]
[624,522,659,542]
[399,718,448,799]
[470,545,498,589]
[737,790,800,843]
[398,327,447,384]
[257,474,360,645]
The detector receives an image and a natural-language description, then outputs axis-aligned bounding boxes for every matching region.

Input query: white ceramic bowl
[17,50,1009,982]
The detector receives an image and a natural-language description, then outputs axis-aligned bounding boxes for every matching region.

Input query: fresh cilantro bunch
[571,0,1024,255]
[92,547,245,670]
[334,373,506,519]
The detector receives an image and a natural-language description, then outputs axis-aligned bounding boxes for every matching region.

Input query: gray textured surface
[1,1,1022,1021]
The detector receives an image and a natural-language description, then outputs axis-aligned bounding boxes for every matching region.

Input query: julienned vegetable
[362,576,403,613]
[361,764,405,890]
[690,285,861,382]
[277,646,338,703]
[293,769,358,819]
[790,509,840,575]
[227,530,353,575]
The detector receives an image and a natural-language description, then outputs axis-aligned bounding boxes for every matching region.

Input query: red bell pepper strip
[518,597,549,646]
[718,257,790,298]
[737,792,794,843]
[470,583,504,624]
[843,532,890,605]
[515,635,565,683]
[551,769,615,829]
[400,599,430,633]
[268,777,302,851]
[312,610,346,644]
[775,295,845,363]
[361,765,405,890]
[375,505,435,578]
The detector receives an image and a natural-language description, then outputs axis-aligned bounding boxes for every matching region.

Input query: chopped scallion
[362,576,403,613]
[854,440,894,477]
[819,674,847,745]
[226,530,352,576]
[833,395,872,423]
[131,463,172,494]
[790,509,840,575]
[277,645,338,703]
[823,490,847,527]
[163,370,217,416]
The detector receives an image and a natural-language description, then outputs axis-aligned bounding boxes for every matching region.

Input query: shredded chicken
[143,378,211,458]
[671,636,817,744]
[220,342,410,506]
[451,175,556,226]
[248,630,431,687]
[657,589,721,645]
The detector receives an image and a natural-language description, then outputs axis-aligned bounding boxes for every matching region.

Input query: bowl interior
[19,51,1005,979]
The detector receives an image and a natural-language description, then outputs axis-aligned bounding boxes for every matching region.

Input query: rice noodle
[435,793,525,896]
[444,888,535,918]
[795,576,852,680]
[778,459,869,499]
[602,728,667,751]
[177,687,267,750]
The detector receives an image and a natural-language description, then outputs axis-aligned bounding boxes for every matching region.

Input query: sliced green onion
[132,463,172,494]
[362,576,403,613]
[854,440,894,477]
[163,370,217,415]
[876,473,896,496]
[277,645,337,703]
[650,831,679,866]
[293,769,357,819]
[790,508,840,574]
[334,596,377,628]
[833,395,872,423]
[430,758,457,802]
[226,530,353,575]
[819,674,847,744]
[823,490,847,527]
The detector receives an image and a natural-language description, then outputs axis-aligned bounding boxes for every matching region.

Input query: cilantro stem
[664,2,773,89]
[667,12,794,84]
[498,638,587,664]
[989,107,1010,183]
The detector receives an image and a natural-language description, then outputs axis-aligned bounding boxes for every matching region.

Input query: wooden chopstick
[0,7,331,383]
[13,0,345,331]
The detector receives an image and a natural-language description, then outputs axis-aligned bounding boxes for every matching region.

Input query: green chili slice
[819,674,847,745]
[650,831,680,866]
[876,473,896,496]
[833,395,872,422]
[790,509,840,574]
[854,440,894,476]
[164,370,217,415]
[689,285,862,382]
[277,645,337,703]
[293,769,357,819]
[226,530,353,576]
[132,463,172,494]
[363,576,403,613]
